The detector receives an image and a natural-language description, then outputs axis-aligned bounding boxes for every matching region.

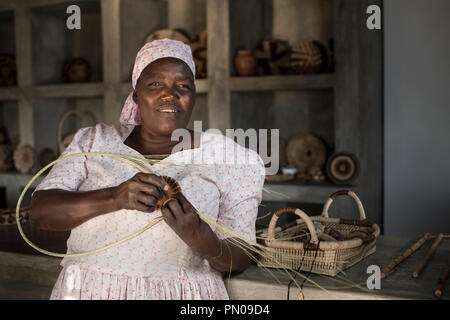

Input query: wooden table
[227,235,450,300]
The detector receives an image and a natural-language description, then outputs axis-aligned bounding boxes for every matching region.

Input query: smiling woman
[126,57,196,155]
[29,39,265,300]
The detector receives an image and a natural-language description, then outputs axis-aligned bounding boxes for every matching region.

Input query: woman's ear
[132,90,138,103]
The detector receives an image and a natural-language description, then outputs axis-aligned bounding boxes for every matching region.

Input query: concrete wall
[384,0,450,236]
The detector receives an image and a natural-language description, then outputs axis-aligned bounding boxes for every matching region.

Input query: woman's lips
[156,105,180,113]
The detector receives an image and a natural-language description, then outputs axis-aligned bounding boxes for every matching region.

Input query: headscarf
[119,38,196,126]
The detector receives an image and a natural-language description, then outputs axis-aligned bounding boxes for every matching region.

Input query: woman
[30,39,265,300]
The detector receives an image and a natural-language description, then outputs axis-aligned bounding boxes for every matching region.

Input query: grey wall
[384,0,450,236]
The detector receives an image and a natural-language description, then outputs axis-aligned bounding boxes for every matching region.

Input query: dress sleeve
[34,126,95,193]
[215,156,265,243]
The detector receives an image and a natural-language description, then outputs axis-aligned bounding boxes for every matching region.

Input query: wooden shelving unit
[0,0,382,228]
[23,83,105,99]
[0,79,208,100]
[230,74,336,92]
[0,87,19,100]
[263,181,346,203]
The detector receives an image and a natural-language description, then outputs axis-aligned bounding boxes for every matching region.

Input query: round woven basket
[144,29,191,45]
[190,30,207,78]
[13,144,34,174]
[290,41,325,74]
[253,39,291,75]
[0,144,14,172]
[0,54,17,86]
[62,58,91,83]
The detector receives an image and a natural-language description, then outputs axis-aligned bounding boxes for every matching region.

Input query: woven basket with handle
[257,190,380,276]
[57,110,95,155]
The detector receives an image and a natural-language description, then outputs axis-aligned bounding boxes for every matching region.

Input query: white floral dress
[35,123,265,300]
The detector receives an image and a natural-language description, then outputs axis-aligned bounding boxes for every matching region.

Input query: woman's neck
[125,126,198,156]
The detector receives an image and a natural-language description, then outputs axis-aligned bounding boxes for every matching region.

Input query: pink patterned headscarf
[119,38,196,126]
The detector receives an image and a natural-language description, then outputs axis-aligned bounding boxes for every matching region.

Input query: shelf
[0,0,81,12]
[119,78,209,96]
[230,74,335,92]
[0,83,106,101]
[0,80,208,101]
[0,87,20,101]
[194,79,208,93]
[0,1,14,12]
[23,82,105,99]
[262,181,351,203]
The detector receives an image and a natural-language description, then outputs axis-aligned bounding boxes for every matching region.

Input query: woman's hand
[112,172,169,213]
[161,189,253,273]
[161,192,210,248]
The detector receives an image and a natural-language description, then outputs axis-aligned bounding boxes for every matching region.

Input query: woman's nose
[161,86,179,100]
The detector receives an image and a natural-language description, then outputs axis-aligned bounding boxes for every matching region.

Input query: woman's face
[133,57,195,136]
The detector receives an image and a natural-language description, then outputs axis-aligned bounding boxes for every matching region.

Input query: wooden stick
[431,234,450,239]
[381,233,431,278]
[413,233,444,278]
[434,258,450,297]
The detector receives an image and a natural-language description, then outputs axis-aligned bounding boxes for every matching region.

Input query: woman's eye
[149,82,160,86]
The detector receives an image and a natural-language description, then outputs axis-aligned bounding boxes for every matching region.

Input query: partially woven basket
[257,190,380,276]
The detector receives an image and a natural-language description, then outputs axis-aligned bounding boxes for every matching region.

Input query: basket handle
[57,110,95,154]
[267,207,318,245]
[321,190,366,220]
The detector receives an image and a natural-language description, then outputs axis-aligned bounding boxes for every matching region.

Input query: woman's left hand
[161,191,252,273]
[161,193,216,252]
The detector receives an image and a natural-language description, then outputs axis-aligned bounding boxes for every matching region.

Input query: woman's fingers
[127,175,199,230]
[165,195,200,227]
[166,198,185,221]
[136,193,157,208]
[135,201,155,213]
[135,173,170,192]
[114,173,171,212]
[177,193,197,215]
[161,206,175,225]
[135,183,163,199]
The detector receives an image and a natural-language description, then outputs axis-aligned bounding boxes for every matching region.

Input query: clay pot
[234,50,257,76]
[62,58,91,83]
[0,55,17,86]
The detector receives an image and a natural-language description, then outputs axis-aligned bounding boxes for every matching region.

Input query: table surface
[227,235,450,300]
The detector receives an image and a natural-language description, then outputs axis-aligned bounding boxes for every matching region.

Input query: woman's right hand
[112,172,170,213]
